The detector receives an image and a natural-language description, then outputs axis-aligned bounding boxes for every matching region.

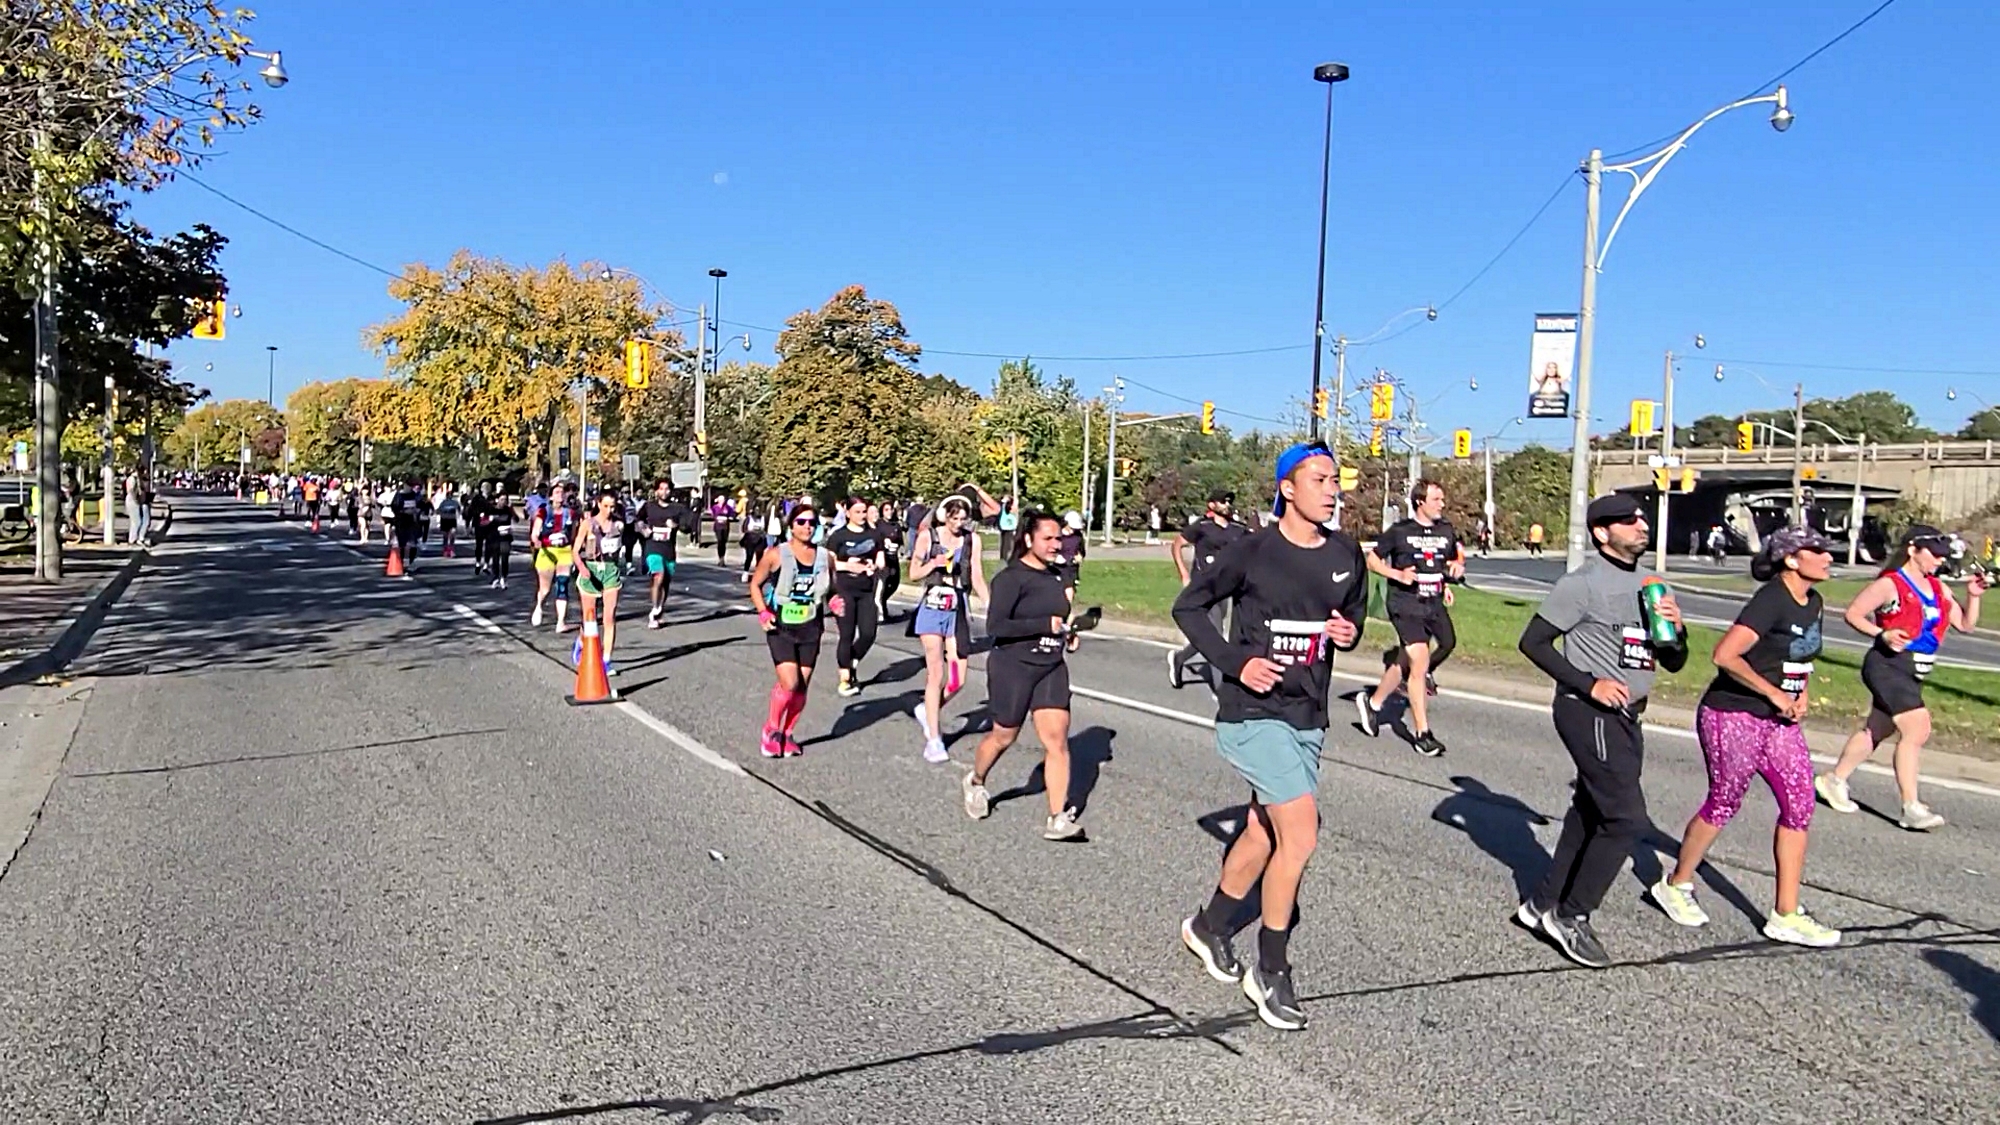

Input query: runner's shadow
[798,689,926,748]
[989,725,1116,815]
[616,636,741,673]
[864,655,925,688]
[1430,776,1551,901]
[1923,949,2000,1044]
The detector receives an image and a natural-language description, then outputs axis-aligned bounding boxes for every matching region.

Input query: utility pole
[101,374,116,545]
[1101,377,1124,546]
[693,303,708,464]
[1653,348,1676,572]
[1482,439,1496,538]
[1080,403,1092,526]
[1009,433,1020,503]
[31,105,63,581]
[1790,382,1805,522]
[1330,335,1347,459]
[1849,431,1867,566]
[1565,149,1604,572]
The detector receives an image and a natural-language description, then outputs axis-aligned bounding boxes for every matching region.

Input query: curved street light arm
[1338,304,1439,350]
[1595,88,1787,270]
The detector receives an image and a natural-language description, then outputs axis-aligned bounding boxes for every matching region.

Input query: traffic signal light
[1736,421,1755,452]
[1369,382,1395,421]
[1117,457,1136,478]
[1200,401,1215,434]
[190,298,226,340]
[1368,426,1384,457]
[1312,388,1329,420]
[1453,429,1472,459]
[623,339,650,389]
[1679,467,1696,493]
[1338,465,1359,492]
[1629,399,1655,437]
[695,430,709,458]
[1654,468,1670,491]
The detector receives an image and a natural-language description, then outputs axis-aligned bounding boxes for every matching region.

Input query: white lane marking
[615,701,746,776]
[1072,685,1215,729]
[452,603,504,635]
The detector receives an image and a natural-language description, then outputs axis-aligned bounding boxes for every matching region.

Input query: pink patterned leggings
[1695,704,1816,832]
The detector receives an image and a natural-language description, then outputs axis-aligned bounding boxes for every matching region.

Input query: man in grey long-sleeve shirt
[1513,492,1686,969]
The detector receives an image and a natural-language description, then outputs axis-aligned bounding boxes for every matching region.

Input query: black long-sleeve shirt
[1172,524,1369,730]
[985,560,1073,665]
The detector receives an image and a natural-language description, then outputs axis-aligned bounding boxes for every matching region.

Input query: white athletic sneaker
[1814,773,1858,814]
[1649,878,1711,928]
[922,738,949,764]
[1899,801,1945,831]
[1763,908,1841,948]
[1043,808,1084,841]
[911,704,934,742]
[961,771,991,820]
[531,606,543,627]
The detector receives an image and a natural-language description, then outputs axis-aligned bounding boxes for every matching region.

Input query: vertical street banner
[1527,312,1577,419]
[584,424,601,463]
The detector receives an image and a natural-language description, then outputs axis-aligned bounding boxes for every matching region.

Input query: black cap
[1586,493,1647,527]
[1208,489,1235,504]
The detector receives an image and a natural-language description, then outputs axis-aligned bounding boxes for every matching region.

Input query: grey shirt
[1533,554,1665,701]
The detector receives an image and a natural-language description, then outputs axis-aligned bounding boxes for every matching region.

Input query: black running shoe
[1180,916,1244,983]
[1354,693,1380,738]
[1540,912,1611,969]
[1412,730,1447,758]
[1241,965,1308,1030]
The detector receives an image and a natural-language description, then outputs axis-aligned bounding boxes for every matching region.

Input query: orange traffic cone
[384,544,405,578]
[566,611,616,706]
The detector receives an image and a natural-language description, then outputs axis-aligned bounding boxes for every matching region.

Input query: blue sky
[140,0,2000,444]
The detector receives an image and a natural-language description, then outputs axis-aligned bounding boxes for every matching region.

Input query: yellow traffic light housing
[1312,388,1329,420]
[1200,401,1215,434]
[1338,465,1359,492]
[1453,429,1472,459]
[1368,426,1384,457]
[190,298,227,340]
[1736,421,1755,453]
[695,430,710,458]
[624,339,650,389]
[1369,382,1395,421]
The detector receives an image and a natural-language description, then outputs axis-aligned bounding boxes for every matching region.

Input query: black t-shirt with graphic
[1181,517,1250,576]
[824,524,884,592]
[1372,517,1461,609]
[638,499,686,559]
[1703,580,1824,719]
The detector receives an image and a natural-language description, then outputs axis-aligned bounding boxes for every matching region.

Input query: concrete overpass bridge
[1593,440,2000,556]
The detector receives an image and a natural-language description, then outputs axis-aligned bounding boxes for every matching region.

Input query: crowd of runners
[266,443,1988,1034]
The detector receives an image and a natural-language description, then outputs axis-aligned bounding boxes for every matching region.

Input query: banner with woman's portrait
[1527,313,1577,419]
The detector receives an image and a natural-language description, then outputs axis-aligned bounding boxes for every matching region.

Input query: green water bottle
[1641,577,1678,646]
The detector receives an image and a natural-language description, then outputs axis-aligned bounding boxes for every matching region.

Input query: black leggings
[395,525,418,566]
[835,580,879,671]
[488,534,511,579]
[879,553,901,615]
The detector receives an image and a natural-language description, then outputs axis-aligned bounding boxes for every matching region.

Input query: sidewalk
[0,516,168,688]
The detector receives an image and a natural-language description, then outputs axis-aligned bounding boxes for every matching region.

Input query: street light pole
[1101,377,1125,546]
[1307,62,1349,443]
[707,269,727,378]
[1790,382,1805,522]
[266,345,278,406]
[1564,86,1792,571]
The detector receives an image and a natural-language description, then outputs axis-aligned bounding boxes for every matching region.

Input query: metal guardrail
[1593,440,1999,468]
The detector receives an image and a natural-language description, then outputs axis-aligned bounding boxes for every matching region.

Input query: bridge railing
[1593,440,1998,469]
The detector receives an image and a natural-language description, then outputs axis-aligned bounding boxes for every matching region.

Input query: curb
[0,506,174,690]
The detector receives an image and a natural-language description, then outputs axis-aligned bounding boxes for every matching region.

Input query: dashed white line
[452,603,504,635]
[614,701,746,776]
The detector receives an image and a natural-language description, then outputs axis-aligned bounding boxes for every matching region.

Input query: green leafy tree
[761,286,933,500]
[1489,444,1573,546]
[163,398,283,471]
[1957,408,2000,442]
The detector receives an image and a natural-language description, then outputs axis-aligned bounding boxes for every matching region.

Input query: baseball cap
[1063,509,1085,530]
[1270,441,1334,516]
[1903,524,1950,554]
[1764,525,1836,558]
[1585,493,1646,527]
[1208,488,1235,505]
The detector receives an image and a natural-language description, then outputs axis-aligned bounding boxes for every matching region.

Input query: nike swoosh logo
[1332,571,1352,582]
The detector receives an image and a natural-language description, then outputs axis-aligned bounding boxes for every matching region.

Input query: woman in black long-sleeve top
[960,509,1087,841]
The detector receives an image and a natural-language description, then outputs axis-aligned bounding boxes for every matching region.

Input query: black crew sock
[1257,925,1292,974]
[1197,888,1244,936]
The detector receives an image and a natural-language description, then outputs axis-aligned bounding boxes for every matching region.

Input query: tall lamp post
[1649,333,1705,573]
[1563,86,1792,571]
[707,268,728,376]
[1307,61,1350,442]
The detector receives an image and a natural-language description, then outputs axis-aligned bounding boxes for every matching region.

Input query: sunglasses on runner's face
[793,516,816,526]
[1608,514,1646,526]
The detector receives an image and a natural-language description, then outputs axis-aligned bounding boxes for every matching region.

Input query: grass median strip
[1051,557,2000,759]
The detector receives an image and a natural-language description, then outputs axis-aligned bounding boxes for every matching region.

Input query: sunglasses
[1606,514,1647,526]
[792,516,816,526]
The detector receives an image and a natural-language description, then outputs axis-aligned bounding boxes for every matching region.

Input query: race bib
[1913,653,1936,680]
[1780,661,1813,695]
[546,531,568,547]
[1415,573,1445,599]
[495,524,513,536]
[399,499,417,513]
[1618,626,1655,671]
[650,528,672,541]
[1266,618,1326,668]
[780,601,814,625]
[922,586,958,612]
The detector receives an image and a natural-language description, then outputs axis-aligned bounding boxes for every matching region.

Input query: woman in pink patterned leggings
[1649,527,1843,949]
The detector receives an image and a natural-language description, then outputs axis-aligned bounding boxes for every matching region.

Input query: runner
[415,483,434,544]
[1527,522,1545,558]
[1653,526,1842,948]
[1514,493,1686,969]
[1167,490,1248,691]
[1356,478,1465,757]
[389,477,424,574]
[909,495,988,763]
[1816,525,1987,830]
[571,488,626,676]
[1173,441,1367,1032]
[961,510,1097,840]
[465,487,491,573]
[825,496,885,697]
[530,482,579,631]
[748,503,843,758]
[301,476,321,530]
[710,494,736,565]
[739,510,767,582]
[872,501,904,620]
[436,485,461,559]
[479,490,513,590]
[1054,510,1087,602]
[634,480,685,628]
[344,485,362,541]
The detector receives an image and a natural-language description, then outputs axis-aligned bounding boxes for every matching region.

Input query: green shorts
[1215,719,1325,806]
[576,558,622,596]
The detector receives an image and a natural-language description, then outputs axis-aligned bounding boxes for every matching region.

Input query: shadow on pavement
[1430,775,1551,901]
[1924,948,2000,1044]
[67,727,509,779]
[989,724,1117,815]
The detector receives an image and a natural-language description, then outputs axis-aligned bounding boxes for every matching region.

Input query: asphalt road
[2,496,1995,1124]
[1464,555,2000,673]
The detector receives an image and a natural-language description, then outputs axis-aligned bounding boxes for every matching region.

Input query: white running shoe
[1649,878,1711,928]
[531,606,543,627]
[911,704,934,742]
[1814,773,1858,814]
[1899,801,1945,831]
[961,771,991,820]
[922,738,949,764]
[1043,808,1084,841]
[1764,908,1841,948]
